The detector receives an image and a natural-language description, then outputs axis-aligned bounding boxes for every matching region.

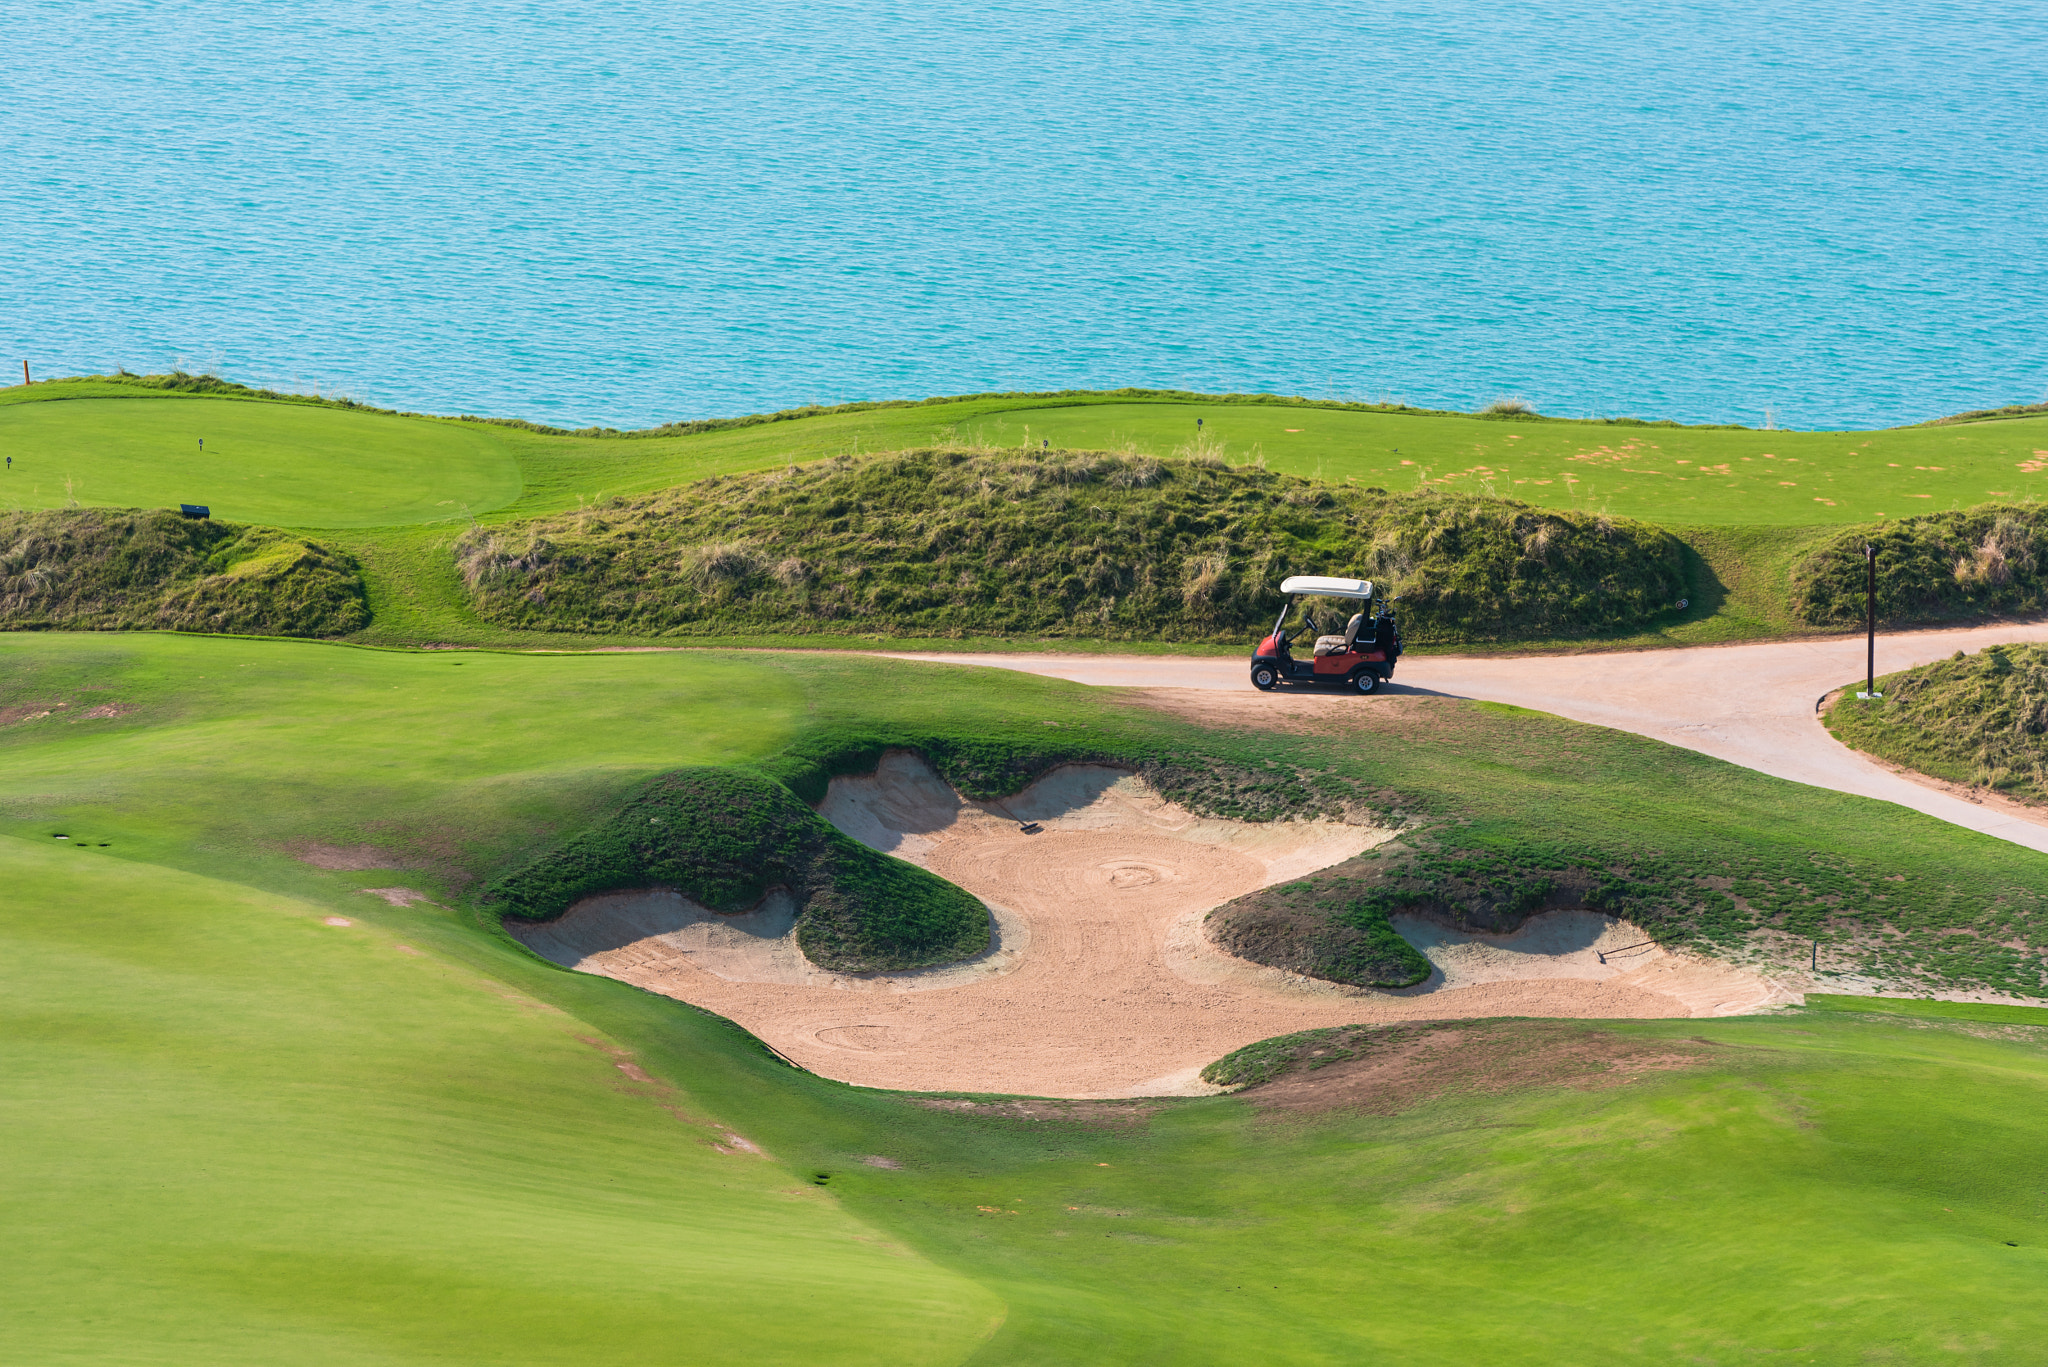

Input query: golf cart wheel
[1251,665,1279,691]
[1350,670,1380,695]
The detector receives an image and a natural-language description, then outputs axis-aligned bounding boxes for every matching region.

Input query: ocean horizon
[4,0,2043,431]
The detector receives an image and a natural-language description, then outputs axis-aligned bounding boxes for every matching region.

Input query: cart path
[879,620,2048,856]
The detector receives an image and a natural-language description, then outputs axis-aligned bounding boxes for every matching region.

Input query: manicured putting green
[0,397,522,527]
[18,384,2048,533]
[983,402,2048,527]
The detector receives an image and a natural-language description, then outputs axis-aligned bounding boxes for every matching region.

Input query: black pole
[1865,543,1877,695]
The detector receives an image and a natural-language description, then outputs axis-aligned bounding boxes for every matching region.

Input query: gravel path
[880,620,2048,853]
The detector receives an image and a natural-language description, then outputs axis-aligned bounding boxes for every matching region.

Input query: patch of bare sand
[1390,909,1797,1016]
[511,753,1786,1098]
[292,842,405,872]
[1129,686,1448,739]
[361,887,439,907]
[519,886,1031,992]
[1246,1019,1722,1117]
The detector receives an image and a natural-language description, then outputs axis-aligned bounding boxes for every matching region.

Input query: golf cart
[1250,575,1401,694]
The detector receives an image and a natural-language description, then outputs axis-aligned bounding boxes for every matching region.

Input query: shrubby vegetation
[0,507,367,636]
[1826,643,2048,802]
[484,766,989,972]
[455,449,1689,645]
[1791,502,2048,626]
[1204,870,1434,987]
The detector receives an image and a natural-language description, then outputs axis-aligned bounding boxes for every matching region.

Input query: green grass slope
[8,633,2048,1359]
[1,507,368,636]
[455,449,1687,646]
[0,391,522,527]
[11,377,2048,652]
[1003,400,2048,526]
[1826,642,2048,801]
[22,375,2048,529]
[487,766,989,971]
[0,832,1000,1366]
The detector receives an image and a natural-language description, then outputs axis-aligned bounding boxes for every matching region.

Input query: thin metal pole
[1865,543,1877,695]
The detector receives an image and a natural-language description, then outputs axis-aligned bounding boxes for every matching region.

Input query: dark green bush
[484,766,989,973]
[0,507,367,636]
[454,450,1689,645]
[1790,503,2048,626]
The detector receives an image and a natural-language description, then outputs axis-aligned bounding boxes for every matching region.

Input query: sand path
[878,617,2048,854]
[512,755,1780,1098]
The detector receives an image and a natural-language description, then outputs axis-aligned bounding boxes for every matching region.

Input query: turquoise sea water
[3,0,2043,430]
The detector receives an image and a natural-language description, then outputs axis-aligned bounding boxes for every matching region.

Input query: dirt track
[880,618,2048,853]
[513,755,1781,1098]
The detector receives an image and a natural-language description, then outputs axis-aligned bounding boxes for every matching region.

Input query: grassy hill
[0,507,367,636]
[1827,643,2048,802]
[486,766,990,972]
[454,449,1688,646]
[7,630,2048,1360]
[7,374,2048,652]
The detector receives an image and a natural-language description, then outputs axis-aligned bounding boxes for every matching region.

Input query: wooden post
[20,360,28,386]
[1864,543,1877,695]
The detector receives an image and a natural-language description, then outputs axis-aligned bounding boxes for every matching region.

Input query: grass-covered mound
[1825,644,2048,802]
[1209,838,1626,986]
[1790,503,2048,626]
[1205,869,1433,987]
[453,449,1688,645]
[0,507,367,636]
[483,766,989,972]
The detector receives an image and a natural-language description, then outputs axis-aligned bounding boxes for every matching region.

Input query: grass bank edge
[1825,642,2048,804]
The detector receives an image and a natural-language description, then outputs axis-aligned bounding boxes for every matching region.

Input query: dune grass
[456,449,1687,647]
[6,632,2048,1359]
[0,507,368,636]
[1825,642,2048,801]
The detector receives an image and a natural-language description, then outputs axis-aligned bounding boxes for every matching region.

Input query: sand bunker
[510,753,1788,1098]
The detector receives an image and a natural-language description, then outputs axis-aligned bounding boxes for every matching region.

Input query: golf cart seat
[1312,613,1367,657]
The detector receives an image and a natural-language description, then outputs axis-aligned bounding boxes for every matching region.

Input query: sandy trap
[511,753,1786,1098]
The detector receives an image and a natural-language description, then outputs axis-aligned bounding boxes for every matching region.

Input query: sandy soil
[1246,1019,1722,1117]
[292,842,405,872]
[511,754,1787,1098]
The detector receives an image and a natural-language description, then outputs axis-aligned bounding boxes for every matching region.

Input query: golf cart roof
[1280,575,1374,600]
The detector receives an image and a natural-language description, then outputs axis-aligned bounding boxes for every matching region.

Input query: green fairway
[1807,992,2048,1024]
[0,833,999,1366]
[8,630,2048,1360]
[0,395,522,527]
[996,402,2048,526]
[16,378,2048,535]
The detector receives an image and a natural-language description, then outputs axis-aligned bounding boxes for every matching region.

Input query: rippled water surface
[4,0,2043,428]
